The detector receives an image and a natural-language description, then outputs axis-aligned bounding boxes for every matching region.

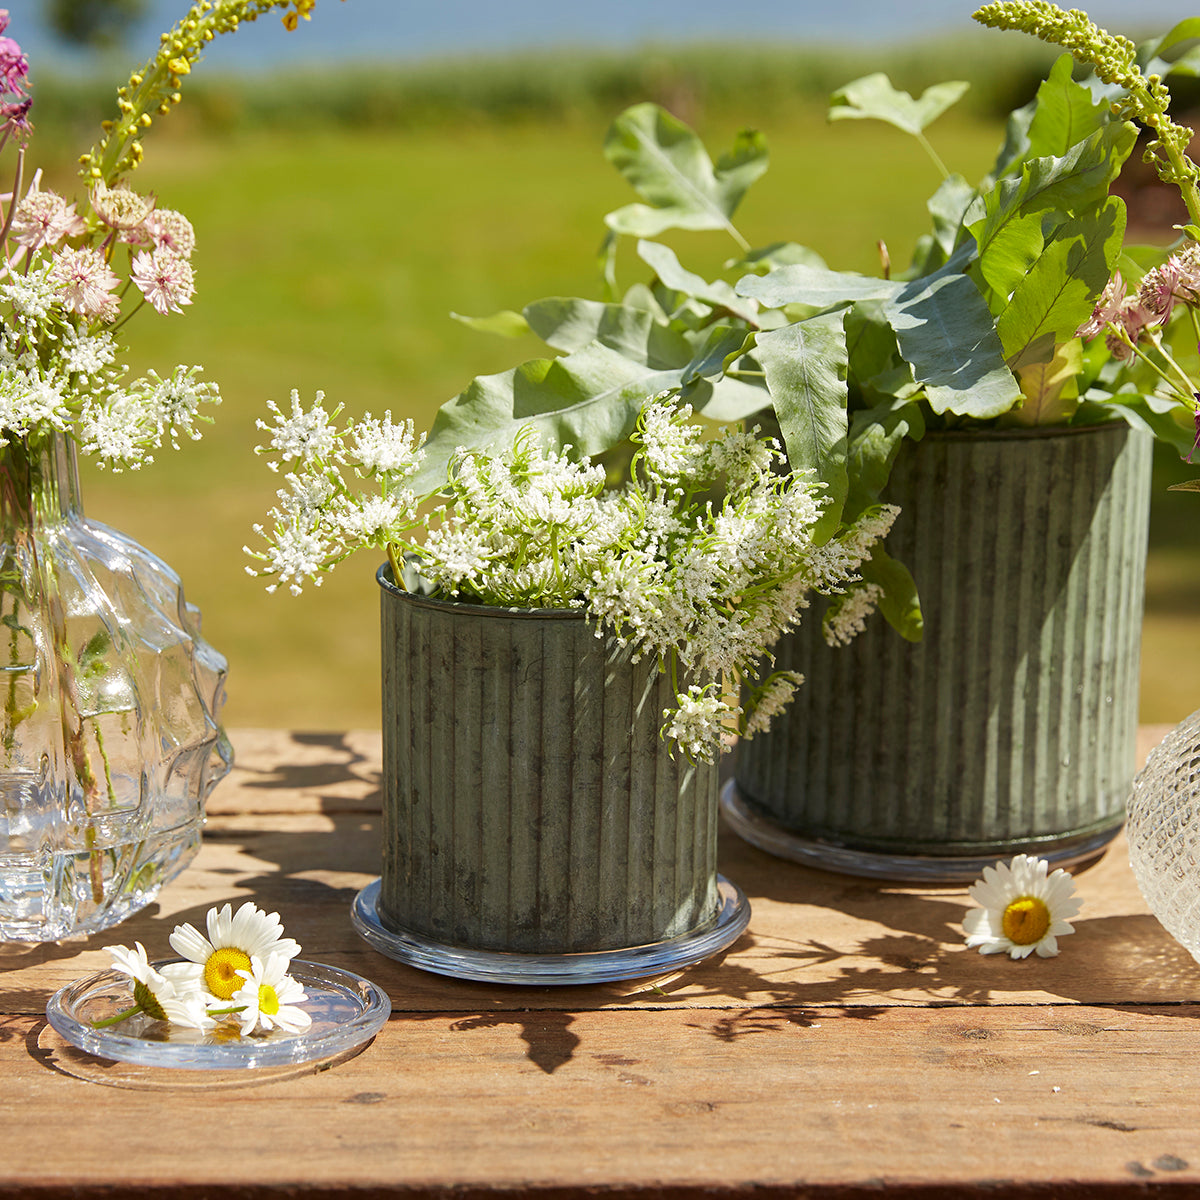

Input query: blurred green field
[29,93,1200,730]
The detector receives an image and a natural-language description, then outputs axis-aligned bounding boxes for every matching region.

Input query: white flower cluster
[251,391,899,760]
[578,400,897,759]
[0,173,218,466]
[420,426,632,606]
[102,901,311,1037]
[247,390,427,594]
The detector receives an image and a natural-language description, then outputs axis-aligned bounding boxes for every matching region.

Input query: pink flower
[0,34,27,97]
[143,208,195,258]
[11,188,85,251]
[90,181,154,232]
[1137,245,1200,326]
[48,247,121,321]
[1076,272,1125,340]
[131,248,194,315]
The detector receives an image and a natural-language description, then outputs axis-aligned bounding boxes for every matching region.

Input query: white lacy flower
[257,389,342,465]
[163,901,301,1002]
[58,328,118,378]
[333,492,414,543]
[230,952,312,1036]
[741,671,804,737]
[350,412,425,478]
[251,523,330,594]
[0,262,57,322]
[963,854,1081,959]
[134,364,220,447]
[78,391,156,469]
[661,684,733,764]
[822,583,885,647]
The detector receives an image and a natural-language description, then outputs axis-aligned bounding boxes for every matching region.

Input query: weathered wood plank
[3,1006,1200,1197]
[1,720,1196,1015]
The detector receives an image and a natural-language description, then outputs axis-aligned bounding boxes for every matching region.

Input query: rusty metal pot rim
[376,563,585,621]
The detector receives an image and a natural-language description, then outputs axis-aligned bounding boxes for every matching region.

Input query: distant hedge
[27,36,1200,150]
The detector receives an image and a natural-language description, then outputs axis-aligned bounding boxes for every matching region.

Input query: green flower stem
[385,542,404,589]
[90,1004,141,1029]
[1113,323,1197,404]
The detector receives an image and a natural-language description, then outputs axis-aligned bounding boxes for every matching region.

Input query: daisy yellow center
[258,983,281,1017]
[204,947,252,999]
[1001,896,1051,946]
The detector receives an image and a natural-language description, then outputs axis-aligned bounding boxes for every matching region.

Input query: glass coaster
[721,779,1118,882]
[45,959,391,1070]
[351,875,751,985]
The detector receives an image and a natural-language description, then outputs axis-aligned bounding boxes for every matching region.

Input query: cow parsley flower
[163,901,301,1001]
[350,412,425,478]
[250,392,896,760]
[662,684,734,760]
[229,952,312,1036]
[963,854,1081,959]
[257,389,343,467]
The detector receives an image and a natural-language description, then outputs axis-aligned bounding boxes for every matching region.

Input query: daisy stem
[90,1003,141,1029]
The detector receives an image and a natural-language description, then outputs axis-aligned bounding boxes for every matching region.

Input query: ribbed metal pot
[377,568,720,954]
[730,422,1152,878]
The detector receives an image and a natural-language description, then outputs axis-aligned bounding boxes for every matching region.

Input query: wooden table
[3,726,1200,1199]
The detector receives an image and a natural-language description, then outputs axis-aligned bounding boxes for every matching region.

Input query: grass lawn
[34,103,1198,730]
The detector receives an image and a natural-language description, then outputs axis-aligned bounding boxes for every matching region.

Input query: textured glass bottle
[1127,712,1200,963]
[0,431,231,941]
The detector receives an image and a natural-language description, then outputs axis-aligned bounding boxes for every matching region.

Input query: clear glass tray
[351,875,751,985]
[45,959,391,1069]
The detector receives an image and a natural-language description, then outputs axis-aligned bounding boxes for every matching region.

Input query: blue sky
[9,0,1200,71]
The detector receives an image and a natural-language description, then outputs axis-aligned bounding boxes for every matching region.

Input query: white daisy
[230,952,312,1036]
[98,941,212,1031]
[163,901,301,1001]
[963,854,1082,959]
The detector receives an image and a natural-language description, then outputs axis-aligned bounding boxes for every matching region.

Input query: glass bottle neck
[0,430,83,533]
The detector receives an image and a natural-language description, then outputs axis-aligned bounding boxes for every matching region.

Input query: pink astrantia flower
[1075,271,1125,340]
[131,247,195,314]
[11,187,85,251]
[143,208,196,258]
[90,180,154,232]
[48,247,121,321]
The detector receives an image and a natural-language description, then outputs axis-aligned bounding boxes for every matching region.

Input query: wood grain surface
[3,725,1199,1199]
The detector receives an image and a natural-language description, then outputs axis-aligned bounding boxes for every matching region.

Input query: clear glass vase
[1127,710,1200,964]
[0,431,231,942]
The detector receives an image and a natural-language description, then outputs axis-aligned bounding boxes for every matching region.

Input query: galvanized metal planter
[351,568,750,985]
[725,423,1152,881]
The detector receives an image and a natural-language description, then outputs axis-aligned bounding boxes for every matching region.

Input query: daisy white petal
[158,992,218,1032]
[231,952,312,1036]
[963,853,1080,960]
[167,901,302,1001]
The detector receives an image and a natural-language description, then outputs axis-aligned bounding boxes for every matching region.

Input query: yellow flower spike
[139,114,152,128]
[167,57,191,75]
[283,12,298,29]
[130,73,143,86]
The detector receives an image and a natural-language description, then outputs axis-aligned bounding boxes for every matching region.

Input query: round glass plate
[351,875,751,985]
[45,959,391,1070]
